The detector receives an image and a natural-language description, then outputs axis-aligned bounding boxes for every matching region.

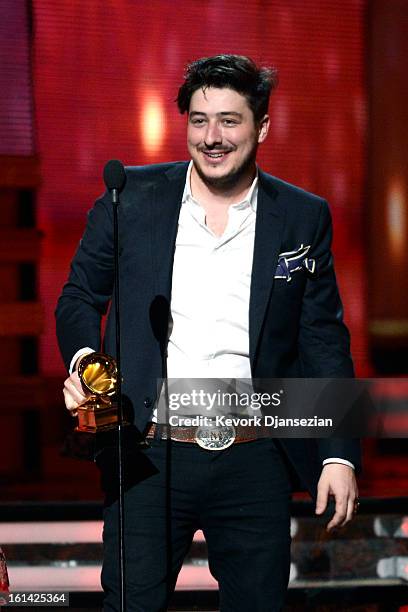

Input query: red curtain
[31,0,368,374]
[0,0,33,155]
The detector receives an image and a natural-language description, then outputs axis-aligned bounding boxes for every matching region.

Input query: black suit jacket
[56,161,361,496]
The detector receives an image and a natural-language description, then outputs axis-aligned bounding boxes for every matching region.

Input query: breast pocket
[272,269,306,303]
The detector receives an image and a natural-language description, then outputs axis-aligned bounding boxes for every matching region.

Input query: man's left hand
[315,463,359,531]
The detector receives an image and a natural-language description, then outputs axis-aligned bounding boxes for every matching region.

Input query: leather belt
[145,422,269,450]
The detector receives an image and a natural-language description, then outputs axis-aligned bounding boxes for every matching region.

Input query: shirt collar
[182,160,258,212]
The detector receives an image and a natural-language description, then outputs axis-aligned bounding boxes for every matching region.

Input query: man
[57,55,360,611]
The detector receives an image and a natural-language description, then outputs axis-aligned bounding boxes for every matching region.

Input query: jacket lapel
[151,163,189,299]
[249,170,286,368]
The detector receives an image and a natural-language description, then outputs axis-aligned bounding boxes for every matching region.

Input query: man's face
[187,86,269,190]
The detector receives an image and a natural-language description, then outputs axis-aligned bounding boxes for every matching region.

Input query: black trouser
[100,437,292,612]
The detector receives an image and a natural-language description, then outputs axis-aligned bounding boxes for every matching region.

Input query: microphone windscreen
[103,159,126,191]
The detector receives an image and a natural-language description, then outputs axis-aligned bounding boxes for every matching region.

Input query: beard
[193,145,258,192]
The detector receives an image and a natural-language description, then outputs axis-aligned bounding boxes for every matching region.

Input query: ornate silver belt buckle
[194,424,236,450]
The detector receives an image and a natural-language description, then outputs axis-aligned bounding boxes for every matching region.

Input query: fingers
[63,371,89,417]
[315,479,329,515]
[326,495,348,531]
[327,487,359,531]
[343,486,359,527]
[342,496,356,527]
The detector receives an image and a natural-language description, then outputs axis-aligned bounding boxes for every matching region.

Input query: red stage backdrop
[32,0,368,375]
[0,0,34,156]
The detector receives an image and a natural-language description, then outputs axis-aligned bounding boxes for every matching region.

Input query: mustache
[198,146,235,153]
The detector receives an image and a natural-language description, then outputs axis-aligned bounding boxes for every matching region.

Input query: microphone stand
[112,186,126,612]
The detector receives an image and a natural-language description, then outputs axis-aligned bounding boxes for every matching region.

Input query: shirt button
[144,397,152,408]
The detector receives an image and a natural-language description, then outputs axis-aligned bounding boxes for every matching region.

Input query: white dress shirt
[70,161,353,470]
[166,161,256,380]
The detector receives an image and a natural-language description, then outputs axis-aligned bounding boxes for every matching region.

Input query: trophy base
[76,403,118,431]
[61,424,149,462]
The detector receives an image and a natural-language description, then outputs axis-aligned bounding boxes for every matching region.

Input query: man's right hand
[63,357,91,417]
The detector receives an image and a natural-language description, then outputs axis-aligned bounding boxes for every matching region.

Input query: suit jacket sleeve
[298,200,361,471]
[55,195,114,371]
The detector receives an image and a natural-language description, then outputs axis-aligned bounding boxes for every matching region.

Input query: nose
[204,120,222,148]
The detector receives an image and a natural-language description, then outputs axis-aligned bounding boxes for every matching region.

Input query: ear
[257,115,270,144]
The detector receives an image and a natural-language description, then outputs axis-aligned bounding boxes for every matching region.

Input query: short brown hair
[177,54,278,122]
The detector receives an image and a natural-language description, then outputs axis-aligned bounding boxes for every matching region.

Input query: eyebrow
[189,111,243,118]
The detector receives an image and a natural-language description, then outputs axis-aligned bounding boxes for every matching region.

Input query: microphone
[103,159,126,203]
[102,158,127,611]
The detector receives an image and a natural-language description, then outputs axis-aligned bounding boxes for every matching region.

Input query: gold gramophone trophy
[63,351,129,460]
[76,352,119,432]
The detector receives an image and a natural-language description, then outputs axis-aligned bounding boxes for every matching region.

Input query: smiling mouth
[202,151,231,160]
